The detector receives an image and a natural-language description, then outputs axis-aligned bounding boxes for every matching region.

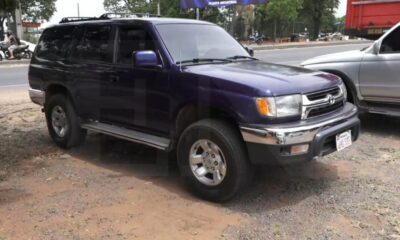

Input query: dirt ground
[1,90,400,240]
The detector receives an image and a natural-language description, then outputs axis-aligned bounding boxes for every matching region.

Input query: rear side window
[74,25,113,63]
[36,26,75,60]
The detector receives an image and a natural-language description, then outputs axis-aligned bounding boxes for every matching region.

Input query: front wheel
[177,119,253,202]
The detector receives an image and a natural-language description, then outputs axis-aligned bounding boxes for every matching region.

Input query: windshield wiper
[176,58,233,65]
[227,55,258,60]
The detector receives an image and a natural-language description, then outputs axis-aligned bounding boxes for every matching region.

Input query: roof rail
[99,12,161,19]
[59,17,99,24]
[59,12,161,24]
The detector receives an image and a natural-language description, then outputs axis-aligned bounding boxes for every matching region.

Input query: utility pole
[157,0,160,16]
[77,3,80,17]
[196,8,200,20]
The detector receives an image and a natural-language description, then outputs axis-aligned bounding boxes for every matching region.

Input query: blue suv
[28,14,360,202]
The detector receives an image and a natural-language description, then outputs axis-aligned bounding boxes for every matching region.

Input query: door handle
[109,75,119,83]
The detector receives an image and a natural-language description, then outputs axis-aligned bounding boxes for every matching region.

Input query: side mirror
[372,41,381,55]
[133,50,160,68]
[245,47,254,57]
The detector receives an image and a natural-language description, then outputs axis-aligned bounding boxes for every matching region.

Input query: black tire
[45,94,86,149]
[24,51,32,59]
[177,119,253,202]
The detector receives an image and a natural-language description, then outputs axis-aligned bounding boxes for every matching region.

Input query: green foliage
[103,0,225,24]
[254,0,302,39]
[267,0,303,23]
[20,0,56,22]
[104,0,150,13]
[0,0,56,24]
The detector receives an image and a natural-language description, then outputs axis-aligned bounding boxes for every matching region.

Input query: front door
[360,25,400,102]
[102,25,171,136]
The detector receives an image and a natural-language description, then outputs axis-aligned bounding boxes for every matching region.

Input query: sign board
[22,22,41,28]
[181,0,267,9]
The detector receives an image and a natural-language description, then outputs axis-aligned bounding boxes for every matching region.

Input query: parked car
[29,14,360,202]
[303,22,400,117]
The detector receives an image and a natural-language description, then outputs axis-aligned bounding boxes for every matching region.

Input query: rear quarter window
[36,26,76,61]
[72,25,113,63]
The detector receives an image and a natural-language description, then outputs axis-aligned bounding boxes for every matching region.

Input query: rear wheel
[45,94,86,149]
[24,51,32,59]
[177,119,253,202]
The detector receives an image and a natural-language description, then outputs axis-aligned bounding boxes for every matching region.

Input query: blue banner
[181,0,267,9]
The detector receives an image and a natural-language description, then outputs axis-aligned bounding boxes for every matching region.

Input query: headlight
[339,82,347,101]
[255,95,302,118]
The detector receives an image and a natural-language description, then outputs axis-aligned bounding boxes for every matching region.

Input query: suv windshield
[156,24,250,64]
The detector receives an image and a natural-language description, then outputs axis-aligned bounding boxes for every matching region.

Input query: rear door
[360,25,400,102]
[70,23,116,120]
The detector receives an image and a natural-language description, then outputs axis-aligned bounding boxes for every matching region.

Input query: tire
[24,51,32,59]
[177,119,253,202]
[45,94,87,149]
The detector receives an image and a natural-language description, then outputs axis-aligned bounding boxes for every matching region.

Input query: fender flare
[321,69,358,105]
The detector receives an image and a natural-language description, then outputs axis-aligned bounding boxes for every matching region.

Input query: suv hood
[183,61,341,96]
[302,50,365,66]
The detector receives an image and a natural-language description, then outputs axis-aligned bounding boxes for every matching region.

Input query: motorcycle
[0,41,32,61]
[248,34,264,45]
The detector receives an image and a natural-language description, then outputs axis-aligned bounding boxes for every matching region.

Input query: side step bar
[81,122,171,150]
[368,107,400,117]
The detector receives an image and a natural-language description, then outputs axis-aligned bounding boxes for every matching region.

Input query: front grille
[302,86,345,119]
[307,87,340,101]
[307,101,344,118]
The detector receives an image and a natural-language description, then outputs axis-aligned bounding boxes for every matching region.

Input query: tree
[103,0,151,13]
[0,0,56,39]
[103,0,222,23]
[301,0,339,40]
[0,0,17,40]
[20,0,56,22]
[267,0,303,40]
[255,0,302,40]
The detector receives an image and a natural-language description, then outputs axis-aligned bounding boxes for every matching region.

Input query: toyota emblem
[328,94,335,105]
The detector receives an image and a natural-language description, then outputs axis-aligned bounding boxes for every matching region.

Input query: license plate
[336,130,352,152]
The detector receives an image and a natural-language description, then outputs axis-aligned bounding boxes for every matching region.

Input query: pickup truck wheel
[45,94,86,149]
[177,119,253,202]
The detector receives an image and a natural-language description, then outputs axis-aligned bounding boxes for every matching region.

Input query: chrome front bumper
[29,88,45,106]
[240,103,358,146]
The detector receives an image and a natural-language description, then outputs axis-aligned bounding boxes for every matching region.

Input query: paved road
[0,43,371,90]
[0,65,29,89]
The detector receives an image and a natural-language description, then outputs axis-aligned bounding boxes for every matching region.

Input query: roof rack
[59,12,161,24]
[99,12,161,19]
[59,17,99,24]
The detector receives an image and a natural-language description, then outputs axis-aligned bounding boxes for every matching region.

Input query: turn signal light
[255,98,270,116]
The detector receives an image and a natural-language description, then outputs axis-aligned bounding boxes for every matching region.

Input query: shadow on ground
[67,133,341,210]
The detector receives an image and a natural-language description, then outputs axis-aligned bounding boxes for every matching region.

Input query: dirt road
[1,90,400,240]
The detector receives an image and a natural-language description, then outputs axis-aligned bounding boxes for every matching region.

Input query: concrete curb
[0,59,30,66]
[251,40,372,51]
